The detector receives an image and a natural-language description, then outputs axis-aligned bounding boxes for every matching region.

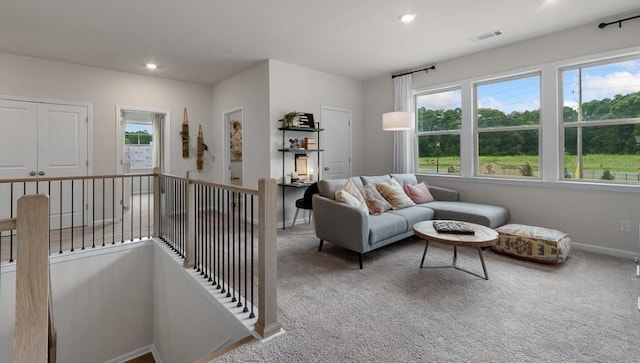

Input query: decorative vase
[182,107,189,158]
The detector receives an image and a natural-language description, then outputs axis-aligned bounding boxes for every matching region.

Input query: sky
[416,58,640,114]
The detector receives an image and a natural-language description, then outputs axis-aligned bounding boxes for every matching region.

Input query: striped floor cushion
[493,224,571,264]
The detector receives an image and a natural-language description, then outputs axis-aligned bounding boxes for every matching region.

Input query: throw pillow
[375,181,416,210]
[359,184,392,215]
[404,182,435,204]
[334,180,369,213]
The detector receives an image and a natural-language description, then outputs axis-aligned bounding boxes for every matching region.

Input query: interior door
[321,107,351,179]
[38,103,88,228]
[0,100,39,227]
[0,99,87,229]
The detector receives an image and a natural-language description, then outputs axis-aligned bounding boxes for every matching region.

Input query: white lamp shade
[382,111,415,130]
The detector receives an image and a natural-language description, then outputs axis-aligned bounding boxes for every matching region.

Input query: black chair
[291,182,319,228]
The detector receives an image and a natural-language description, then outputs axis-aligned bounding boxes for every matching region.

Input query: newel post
[152,167,161,238]
[14,194,50,362]
[255,178,282,339]
[184,172,196,268]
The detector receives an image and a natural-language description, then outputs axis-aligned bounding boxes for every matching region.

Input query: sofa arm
[312,194,370,253]
[427,185,460,201]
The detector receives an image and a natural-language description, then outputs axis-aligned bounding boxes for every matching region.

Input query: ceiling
[0,0,638,85]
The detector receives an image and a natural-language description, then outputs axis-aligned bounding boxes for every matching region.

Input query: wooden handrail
[0,218,16,232]
[13,194,52,363]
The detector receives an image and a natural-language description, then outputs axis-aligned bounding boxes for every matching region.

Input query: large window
[562,57,640,183]
[475,74,541,178]
[415,88,462,175]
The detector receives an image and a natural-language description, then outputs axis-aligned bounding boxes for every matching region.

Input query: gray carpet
[216,225,640,363]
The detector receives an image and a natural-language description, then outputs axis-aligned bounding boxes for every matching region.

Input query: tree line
[417,90,640,157]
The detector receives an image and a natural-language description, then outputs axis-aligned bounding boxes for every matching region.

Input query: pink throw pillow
[404,182,434,204]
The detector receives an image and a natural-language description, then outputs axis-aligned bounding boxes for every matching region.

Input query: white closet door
[37,103,88,229]
[0,99,38,179]
[37,103,88,178]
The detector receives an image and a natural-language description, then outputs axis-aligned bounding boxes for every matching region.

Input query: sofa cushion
[368,213,409,244]
[425,201,510,228]
[335,180,369,213]
[390,173,418,186]
[360,175,392,186]
[359,183,392,215]
[318,177,363,199]
[404,182,434,204]
[387,207,435,229]
[375,180,416,210]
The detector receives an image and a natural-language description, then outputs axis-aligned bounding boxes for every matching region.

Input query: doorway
[115,106,169,210]
[224,107,243,186]
[321,106,352,179]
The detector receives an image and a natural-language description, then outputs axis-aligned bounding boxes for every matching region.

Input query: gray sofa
[312,173,510,268]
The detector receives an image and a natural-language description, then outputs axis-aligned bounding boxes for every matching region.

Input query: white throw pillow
[334,180,368,213]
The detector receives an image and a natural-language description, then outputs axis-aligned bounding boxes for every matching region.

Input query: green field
[419,154,640,177]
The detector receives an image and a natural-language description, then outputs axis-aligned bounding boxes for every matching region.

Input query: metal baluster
[71,180,75,252]
[231,191,236,303]
[120,177,125,243]
[59,180,63,253]
[208,186,213,282]
[139,176,142,241]
[242,193,248,311]
[249,196,255,319]
[216,188,222,289]
[92,178,95,248]
[238,193,244,309]
[9,183,14,262]
[147,175,151,238]
[82,179,85,250]
[130,176,134,242]
[221,189,226,295]
[112,178,115,244]
[226,190,231,298]
[102,178,105,246]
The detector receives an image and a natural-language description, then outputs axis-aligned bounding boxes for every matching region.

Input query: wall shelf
[279,126,323,229]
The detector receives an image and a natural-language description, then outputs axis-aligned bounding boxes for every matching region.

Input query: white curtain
[392,74,414,173]
[152,113,164,171]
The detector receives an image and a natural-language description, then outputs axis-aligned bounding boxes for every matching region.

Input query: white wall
[211,61,271,189]
[362,21,640,254]
[362,76,394,176]
[268,60,363,226]
[152,245,249,363]
[0,241,249,363]
[1,243,154,363]
[0,52,212,177]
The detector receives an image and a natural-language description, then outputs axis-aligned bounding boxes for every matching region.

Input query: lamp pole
[436,141,440,174]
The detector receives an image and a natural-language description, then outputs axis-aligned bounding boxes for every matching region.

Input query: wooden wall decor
[181,107,190,158]
[197,124,204,171]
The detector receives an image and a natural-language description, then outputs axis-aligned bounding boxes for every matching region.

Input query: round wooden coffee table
[413,220,499,280]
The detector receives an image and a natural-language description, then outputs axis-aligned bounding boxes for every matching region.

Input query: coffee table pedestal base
[420,242,490,280]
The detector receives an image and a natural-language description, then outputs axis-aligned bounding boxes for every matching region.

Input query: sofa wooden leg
[318,239,324,251]
[358,253,363,269]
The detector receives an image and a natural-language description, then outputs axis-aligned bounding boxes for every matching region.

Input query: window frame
[413,86,463,175]
[473,72,543,179]
[559,55,640,184]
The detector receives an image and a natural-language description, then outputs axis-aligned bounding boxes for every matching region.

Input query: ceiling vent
[467,30,503,42]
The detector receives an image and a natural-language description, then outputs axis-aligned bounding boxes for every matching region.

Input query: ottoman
[493,224,571,264]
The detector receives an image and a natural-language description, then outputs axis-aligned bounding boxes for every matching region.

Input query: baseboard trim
[104,344,155,363]
[572,241,639,259]
[150,344,163,363]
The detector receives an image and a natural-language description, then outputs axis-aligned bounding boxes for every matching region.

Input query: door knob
[38,171,46,176]
[324,167,330,171]
[29,171,36,176]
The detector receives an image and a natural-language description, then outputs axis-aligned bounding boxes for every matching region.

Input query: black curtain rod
[598,14,640,29]
[391,65,436,79]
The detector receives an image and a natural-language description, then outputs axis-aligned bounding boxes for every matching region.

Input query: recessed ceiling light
[145,63,158,70]
[399,13,417,23]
